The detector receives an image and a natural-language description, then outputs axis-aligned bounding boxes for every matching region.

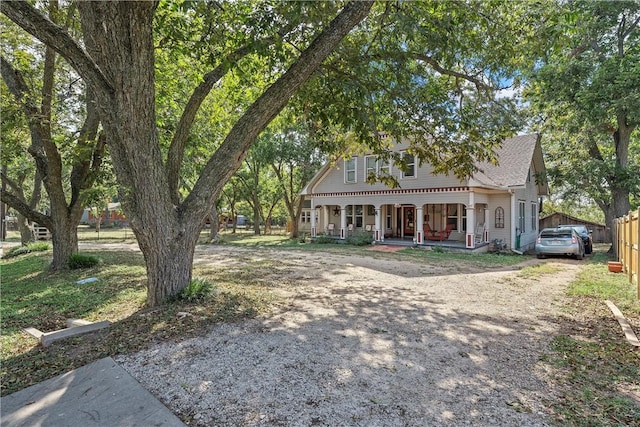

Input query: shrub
[313,235,336,244]
[2,242,51,259]
[178,277,215,302]
[345,231,373,246]
[68,252,101,269]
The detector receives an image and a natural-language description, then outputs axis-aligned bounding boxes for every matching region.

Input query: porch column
[466,192,475,249]
[416,206,424,244]
[484,207,490,242]
[374,206,382,241]
[310,201,317,237]
[510,190,517,249]
[323,206,329,232]
[340,206,347,239]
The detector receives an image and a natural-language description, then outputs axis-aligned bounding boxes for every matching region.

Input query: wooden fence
[615,208,639,298]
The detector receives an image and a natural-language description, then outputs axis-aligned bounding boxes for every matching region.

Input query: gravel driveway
[116,246,580,426]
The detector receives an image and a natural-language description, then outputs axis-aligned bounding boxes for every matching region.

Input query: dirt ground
[116,245,580,426]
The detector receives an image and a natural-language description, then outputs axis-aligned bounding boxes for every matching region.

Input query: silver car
[535,227,585,260]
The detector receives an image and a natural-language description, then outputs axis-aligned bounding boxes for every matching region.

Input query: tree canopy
[526,0,640,238]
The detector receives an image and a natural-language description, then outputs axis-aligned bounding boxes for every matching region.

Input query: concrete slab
[1,357,185,427]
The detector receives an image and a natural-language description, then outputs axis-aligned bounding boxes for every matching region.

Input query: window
[495,207,505,228]
[401,151,416,178]
[355,205,363,228]
[380,158,390,176]
[301,211,310,223]
[346,205,363,228]
[447,204,458,230]
[531,202,537,231]
[518,201,526,233]
[365,156,377,182]
[345,158,356,183]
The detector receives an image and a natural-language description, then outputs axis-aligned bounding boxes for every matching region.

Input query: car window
[541,230,573,238]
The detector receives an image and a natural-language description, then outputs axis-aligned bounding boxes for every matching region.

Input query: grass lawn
[1,247,280,396]
[540,249,640,426]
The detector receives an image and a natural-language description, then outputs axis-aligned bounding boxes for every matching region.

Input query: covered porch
[308,188,491,249]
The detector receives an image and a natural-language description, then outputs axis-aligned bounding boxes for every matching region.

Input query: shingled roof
[474,133,548,195]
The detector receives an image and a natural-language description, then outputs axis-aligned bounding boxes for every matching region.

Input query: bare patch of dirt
[116,246,584,426]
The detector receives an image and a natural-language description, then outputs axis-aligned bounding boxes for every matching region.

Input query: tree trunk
[252,193,261,235]
[265,216,271,234]
[208,205,219,243]
[95,209,101,232]
[50,214,79,269]
[253,209,261,234]
[137,224,200,306]
[18,213,34,245]
[290,219,299,239]
[231,207,237,233]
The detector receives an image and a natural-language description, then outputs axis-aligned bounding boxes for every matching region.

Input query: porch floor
[378,237,489,253]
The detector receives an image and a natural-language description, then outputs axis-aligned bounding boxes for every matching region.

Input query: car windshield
[566,225,587,234]
[540,229,573,239]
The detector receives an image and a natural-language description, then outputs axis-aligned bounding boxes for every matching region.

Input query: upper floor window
[345,157,356,183]
[380,158,390,176]
[365,156,377,180]
[401,151,416,178]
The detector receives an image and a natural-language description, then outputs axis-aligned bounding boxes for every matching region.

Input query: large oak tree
[526,0,640,243]
[1,1,105,268]
[2,0,373,305]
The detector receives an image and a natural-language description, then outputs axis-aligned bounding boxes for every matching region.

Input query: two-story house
[299,133,548,252]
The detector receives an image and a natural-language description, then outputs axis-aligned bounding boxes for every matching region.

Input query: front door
[403,207,415,237]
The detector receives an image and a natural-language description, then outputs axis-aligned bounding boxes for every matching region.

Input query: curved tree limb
[1,55,50,179]
[411,53,491,91]
[1,0,114,98]
[166,43,256,204]
[167,26,297,204]
[0,178,52,229]
[184,1,373,217]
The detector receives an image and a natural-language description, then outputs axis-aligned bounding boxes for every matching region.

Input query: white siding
[312,155,467,194]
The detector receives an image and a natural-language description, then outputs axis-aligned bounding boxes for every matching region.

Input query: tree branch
[411,53,491,91]
[0,176,52,228]
[166,43,254,204]
[185,1,373,215]
[1,0,114,98]
[69,87,102,209]
[1,55,50,178]
[167,28,296,204]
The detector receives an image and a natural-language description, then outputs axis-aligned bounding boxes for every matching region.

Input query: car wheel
[576,251,583,260]
[585,244,593,254]
[536,254,545,259]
